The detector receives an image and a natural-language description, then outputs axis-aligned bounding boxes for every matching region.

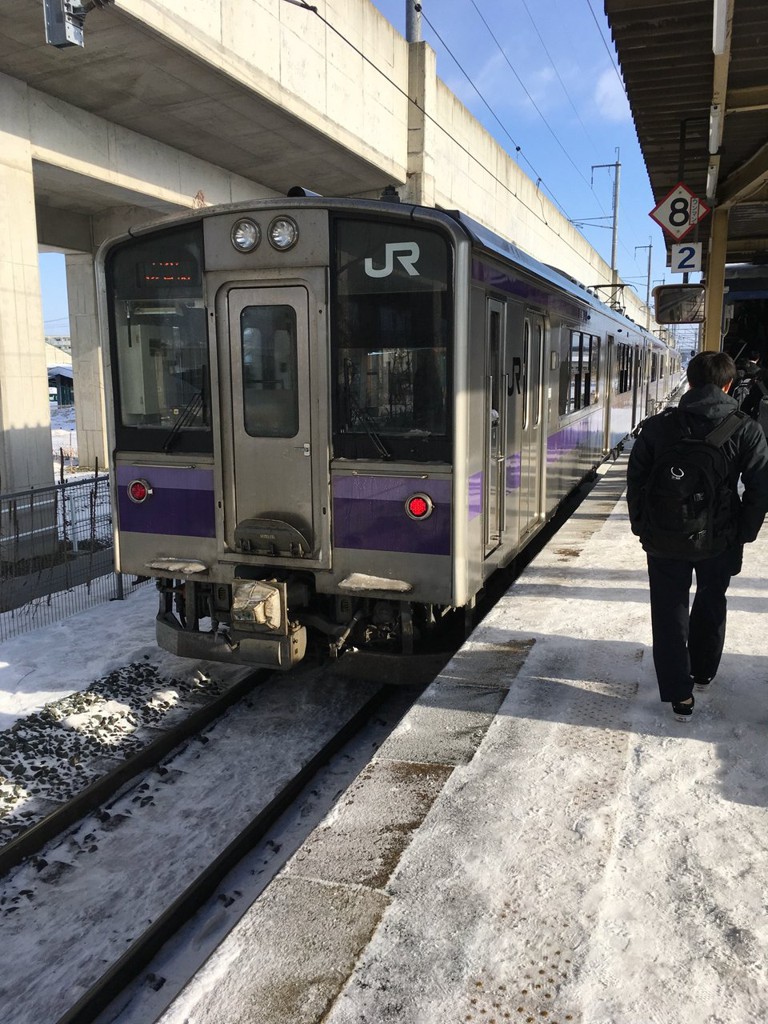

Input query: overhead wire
[584,0,627,96]
[518,0,602,153]
[467,0,599,198]
[419,7,572,217]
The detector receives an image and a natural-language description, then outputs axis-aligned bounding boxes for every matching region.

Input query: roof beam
[718,140,768,207]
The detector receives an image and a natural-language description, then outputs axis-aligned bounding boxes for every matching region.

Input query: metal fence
[0,473,140,643]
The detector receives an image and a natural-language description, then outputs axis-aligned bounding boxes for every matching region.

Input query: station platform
[158,448,768,1024]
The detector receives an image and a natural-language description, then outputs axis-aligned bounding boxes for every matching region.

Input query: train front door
[484,299,508,557]
[223,285,316,557]
[519,313,545,538]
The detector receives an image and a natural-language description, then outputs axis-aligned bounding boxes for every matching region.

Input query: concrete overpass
[1,0,653,491]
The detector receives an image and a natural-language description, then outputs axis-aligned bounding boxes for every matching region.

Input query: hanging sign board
[670,242,703,273]
[650,183,710,241]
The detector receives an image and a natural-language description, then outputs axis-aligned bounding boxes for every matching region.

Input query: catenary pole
[406,0,422,42]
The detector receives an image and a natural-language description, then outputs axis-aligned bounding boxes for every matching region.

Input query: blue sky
[39,0,682,336]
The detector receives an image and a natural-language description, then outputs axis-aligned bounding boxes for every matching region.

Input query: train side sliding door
[519,312,546,539]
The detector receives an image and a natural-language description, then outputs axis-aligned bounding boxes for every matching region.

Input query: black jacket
[627,384,768,554]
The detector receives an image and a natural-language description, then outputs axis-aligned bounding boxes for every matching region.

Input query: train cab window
[105,222,211,453]
[331,217,452,462]
[240,305,299,437]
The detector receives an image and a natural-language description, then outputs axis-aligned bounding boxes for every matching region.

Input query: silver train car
[100,194,679,669]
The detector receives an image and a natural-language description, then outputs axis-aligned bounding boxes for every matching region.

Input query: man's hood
[679,383,738,424]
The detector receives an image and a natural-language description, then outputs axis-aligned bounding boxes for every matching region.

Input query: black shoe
[693,676,712,692]
[672,696,695,721]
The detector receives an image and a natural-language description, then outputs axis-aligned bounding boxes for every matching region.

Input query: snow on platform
[158,450,768,1024]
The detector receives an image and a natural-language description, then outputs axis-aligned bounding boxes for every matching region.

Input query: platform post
[703,206,729,352]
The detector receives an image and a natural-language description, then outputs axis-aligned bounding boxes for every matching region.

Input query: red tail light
[405,493,434,520]
[127,479,153,504]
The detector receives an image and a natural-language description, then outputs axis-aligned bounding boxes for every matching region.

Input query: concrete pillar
[66,253,108,471]
[0,74,54,495]
[404,42,437,207]
[703,206,729,352]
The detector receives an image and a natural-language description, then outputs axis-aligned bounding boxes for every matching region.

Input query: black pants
[646,549,736,703]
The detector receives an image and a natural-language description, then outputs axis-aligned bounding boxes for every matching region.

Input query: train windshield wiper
[350,396,391,459]
[162,389,205,453]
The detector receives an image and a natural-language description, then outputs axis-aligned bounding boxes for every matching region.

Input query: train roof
[442,208,656,339]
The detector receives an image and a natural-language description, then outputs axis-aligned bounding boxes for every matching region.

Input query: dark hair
[686,351,737,389]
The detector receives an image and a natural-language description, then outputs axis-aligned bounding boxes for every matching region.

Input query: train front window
[106,223,211,453]
[332,218,452,462]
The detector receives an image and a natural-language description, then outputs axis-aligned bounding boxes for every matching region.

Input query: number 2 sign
[670,242,702,273]
[650,183,710,241]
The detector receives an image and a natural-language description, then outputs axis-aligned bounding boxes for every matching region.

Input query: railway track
[0,666,263,877]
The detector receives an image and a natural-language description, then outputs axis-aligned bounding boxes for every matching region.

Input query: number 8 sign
[649,183,710,241]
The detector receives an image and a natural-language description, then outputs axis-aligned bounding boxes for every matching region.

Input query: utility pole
[634,240,653,328]
[592,149,621,308]
[406,0,422,42]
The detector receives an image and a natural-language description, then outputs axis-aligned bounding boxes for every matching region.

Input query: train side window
[616,342,632,394]
[240,305,299,438]
[533,322,542,425]
[587,335,600,405]
[562,331,600,414]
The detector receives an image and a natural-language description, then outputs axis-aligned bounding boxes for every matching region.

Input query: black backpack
[640,409,744,558]
[753,380,768,437]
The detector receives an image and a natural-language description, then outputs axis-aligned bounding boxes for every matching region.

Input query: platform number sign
[649,183,710,241]
[671,242,702,274]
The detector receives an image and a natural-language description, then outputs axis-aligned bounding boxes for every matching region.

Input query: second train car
[100,193,679,668]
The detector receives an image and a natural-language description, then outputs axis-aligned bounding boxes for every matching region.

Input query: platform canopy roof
[604,0,768,276]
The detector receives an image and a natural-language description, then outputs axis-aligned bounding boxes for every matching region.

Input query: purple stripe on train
[547,410,603,463]
[116,465,216,538]
[333,476,452,555]
[469,454,524,522]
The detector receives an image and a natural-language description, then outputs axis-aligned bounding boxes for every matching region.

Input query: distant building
[45,336,72,360]
[48,364,74,406]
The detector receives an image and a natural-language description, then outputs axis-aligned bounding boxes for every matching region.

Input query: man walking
[627,351,768,720]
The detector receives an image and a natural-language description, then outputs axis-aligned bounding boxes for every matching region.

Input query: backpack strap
[676,407,693,437]
[703,410,744,448]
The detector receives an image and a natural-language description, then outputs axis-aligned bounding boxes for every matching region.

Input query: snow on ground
[50,404,78,469]
[0,585,163,728]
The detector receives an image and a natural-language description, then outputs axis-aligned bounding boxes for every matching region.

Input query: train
[98,191,680,669]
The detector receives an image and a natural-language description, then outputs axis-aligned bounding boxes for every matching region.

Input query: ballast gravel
[0,659,230,846]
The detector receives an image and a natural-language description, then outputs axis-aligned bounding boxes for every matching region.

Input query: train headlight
[268,216,299,251]
[230,219,261,253]
[127,479,153,504]
[405,493,434,520]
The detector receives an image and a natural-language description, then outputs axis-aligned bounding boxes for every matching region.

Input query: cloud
[593,67,631,122]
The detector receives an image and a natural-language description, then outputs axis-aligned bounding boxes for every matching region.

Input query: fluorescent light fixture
[708,104,723,154]
[706,162,719,201]
[713,0,727,54]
